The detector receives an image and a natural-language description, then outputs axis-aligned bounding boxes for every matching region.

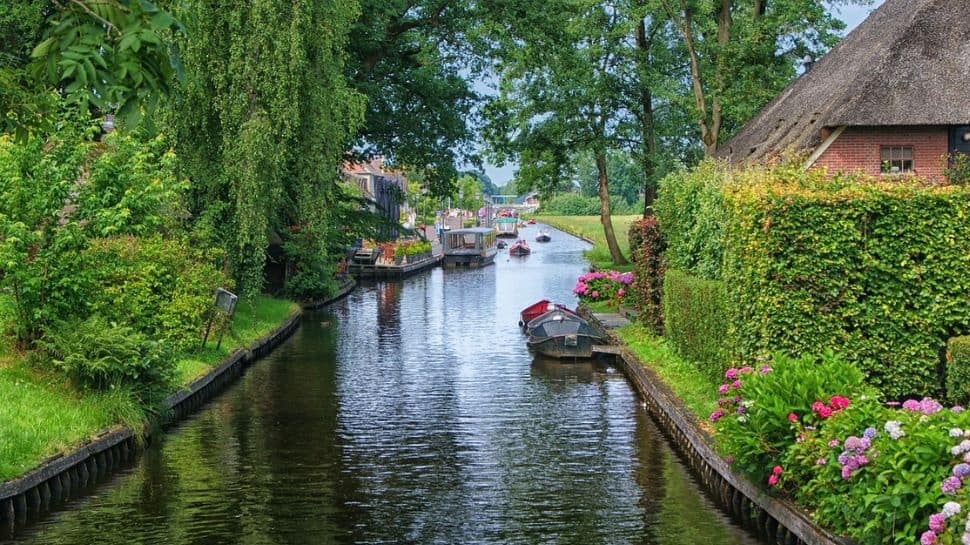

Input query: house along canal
[4,225,765,545]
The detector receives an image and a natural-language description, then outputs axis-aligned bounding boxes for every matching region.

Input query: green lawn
[534,215,640,271]
[614,324,718,423]
[0,294,299,481]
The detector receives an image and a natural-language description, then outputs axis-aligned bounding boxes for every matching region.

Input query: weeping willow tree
[167,0,365,298]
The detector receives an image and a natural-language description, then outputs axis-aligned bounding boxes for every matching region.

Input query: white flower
[963,532,970,545]
[965,516,970,532]
[741,400,754,408]
[951,428,965,438]
[944,501,962,518]
[737,416,748,423]
[884,421,905,440]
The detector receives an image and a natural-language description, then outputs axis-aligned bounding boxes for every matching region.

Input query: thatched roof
[718,0,970,164]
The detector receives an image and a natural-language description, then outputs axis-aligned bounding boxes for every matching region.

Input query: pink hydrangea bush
[709,351,970,543]
[573,270,634,308]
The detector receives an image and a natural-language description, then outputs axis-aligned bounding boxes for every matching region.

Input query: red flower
[768,474,779,486]
[787,413,798,422]
[818,406,833,419]
[772,465,783,475]
[829,396,851,410]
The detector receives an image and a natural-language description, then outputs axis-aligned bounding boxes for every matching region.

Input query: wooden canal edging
[584,311,850,545]
[0,306,310,536]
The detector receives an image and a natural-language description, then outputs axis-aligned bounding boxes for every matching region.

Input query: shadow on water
[3,224,767,545]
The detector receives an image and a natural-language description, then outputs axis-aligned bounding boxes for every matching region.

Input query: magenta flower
[921,530,938,545]
[929,513,945,533]
[709,409,726,423]
[942,476,962,495]
[718,384,730,395]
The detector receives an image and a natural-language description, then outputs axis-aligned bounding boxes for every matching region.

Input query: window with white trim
[880,146,913,174]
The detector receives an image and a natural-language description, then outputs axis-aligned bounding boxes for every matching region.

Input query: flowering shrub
[628,217,666,333]
[709,350,970,543]
[573,270,634,308]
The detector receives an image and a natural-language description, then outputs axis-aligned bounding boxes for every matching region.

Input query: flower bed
[708,352,970,544]
[573,270,633,309]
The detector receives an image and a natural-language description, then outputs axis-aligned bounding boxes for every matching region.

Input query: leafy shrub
[723,169,970,397]
[654,161,728,280]
[662,269,731,380]
[84,236,228,354]
[711,352,871,480]
[39,315,176,406]
[945,153,970,186]
[948,336,970,404]
[628,217,666,333]
[573,270,633,308]
[539,192,638,216]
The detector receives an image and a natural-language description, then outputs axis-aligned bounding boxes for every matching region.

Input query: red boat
[519,300,575,328]
[509,240,531,256]
[527,219,536,225]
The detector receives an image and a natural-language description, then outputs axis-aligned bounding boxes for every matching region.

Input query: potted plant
[394,243,405,265]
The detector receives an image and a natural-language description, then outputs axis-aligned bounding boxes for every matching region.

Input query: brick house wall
[813,126,950,181]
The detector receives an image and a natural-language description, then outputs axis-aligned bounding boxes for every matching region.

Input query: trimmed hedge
[653,161,728,280]
[947,336,970,404]
[653,162,970,398]
[723,168,970,398]
[662,269,731,382]
[629,217,665,333]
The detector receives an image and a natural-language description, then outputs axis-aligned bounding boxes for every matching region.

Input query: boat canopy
[527,309,601,340]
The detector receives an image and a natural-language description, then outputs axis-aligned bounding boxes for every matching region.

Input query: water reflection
[3,224,763,545]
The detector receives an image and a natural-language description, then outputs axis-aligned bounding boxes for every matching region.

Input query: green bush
[629,217,666,333]
[654,161,728,280]
[85,236,228,354]
[539,192,638,216]
[947,336,970,404]
[39,315,176,406]
[711,352,870,482]
[662,269,731,381]
[723,170,970,397]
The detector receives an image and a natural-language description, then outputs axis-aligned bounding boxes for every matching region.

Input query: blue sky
[479,1,886,187]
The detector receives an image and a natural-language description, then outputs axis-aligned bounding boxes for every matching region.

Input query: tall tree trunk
[636,16,657,216]
[596,151,628,266]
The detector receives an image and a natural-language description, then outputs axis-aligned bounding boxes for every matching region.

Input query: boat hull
[527,334,599,359]
[509,247,531,256]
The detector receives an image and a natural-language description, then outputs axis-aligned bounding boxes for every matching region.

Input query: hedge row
[948,336,970,404]
[662,269,731,382]
[628,217,665,333]
[654,162,970,398]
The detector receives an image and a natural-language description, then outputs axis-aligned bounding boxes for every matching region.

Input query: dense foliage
[39,315,175,406]
[573,270,633,309]
[653,162,970,398]
[662,269,730,381]
[653,162,727,280]
[948,337,970,405]
[540,193,639,216]
[167,0,364,297]
[710,352,970,544]
[628,217,665,333]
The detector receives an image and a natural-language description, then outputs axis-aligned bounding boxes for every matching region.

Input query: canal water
[5,225,763,545]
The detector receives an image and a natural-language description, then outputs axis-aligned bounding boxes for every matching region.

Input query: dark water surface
[6,224,763,545]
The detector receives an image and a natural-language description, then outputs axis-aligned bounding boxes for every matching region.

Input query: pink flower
[725,368,739,380]
[787,413,798,422]
[591,290,599,298]
[929,513,945,533]
[731,380,742,389]
[828,439,840,448]
[818,406,833,419]
[739,366,753,374]
[816,458,827,465]
[617,288,625,297]
[767,474,778,486]
[829,396,851,410]
[709,409,726,423]
[921,530,938,545]
[811,401,825,413]
[772,466,783,475]
[718,384,730,395]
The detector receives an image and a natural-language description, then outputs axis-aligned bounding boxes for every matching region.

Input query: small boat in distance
[496,217,519,238]
[508,240,531,256]
[497,240,508,249]
[526,309,605,359]
[535,230,551,243]
[527,219,536,225]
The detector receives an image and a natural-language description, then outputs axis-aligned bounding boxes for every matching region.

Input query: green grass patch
[615,324,718,422]
[175,295,299,383]
[0,295,298,481]
[534,215,639,271]
[0,363,145,481]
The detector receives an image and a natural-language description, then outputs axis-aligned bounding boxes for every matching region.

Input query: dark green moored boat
[526,309,604,359]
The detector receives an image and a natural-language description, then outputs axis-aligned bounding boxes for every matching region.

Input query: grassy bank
[534,215,639,270]
[614,324,717,422]
[0,295,299,482]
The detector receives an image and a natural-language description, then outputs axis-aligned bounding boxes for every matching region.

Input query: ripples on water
[4,225,762,545]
